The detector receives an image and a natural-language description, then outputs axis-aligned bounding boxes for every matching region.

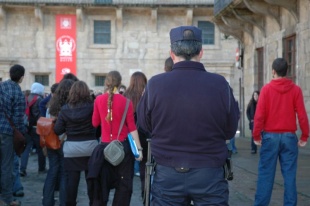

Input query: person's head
[124,71,147,111]
[31,82,45,96]
[51,83,59,95]
[23,90,31,97]
[248,90,260,108]
[48,79,74,116]
[10,64,25,83]
[164,57,174,72]
[105,71,122,122]
[169,26,203,62]
[62,73,79,82]
[252,90,260,102]
[67,81,92,107]
[118,85,127,95]
[272,58,288,77]
[105,71,122,92]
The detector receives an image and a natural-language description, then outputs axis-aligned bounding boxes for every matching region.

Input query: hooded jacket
[28,82,44,127]
[253,78,309,141]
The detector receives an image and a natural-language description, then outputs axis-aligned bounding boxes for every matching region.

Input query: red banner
[55,15,76,82]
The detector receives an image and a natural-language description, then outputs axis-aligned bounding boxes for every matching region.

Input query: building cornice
[0,0,213,7]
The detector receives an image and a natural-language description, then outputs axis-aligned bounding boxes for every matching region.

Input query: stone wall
[0,4,238,97]
[241,0,310,138]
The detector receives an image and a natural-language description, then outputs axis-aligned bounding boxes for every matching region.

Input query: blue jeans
[20,133,32,172]
[42,148,66,206]
[13,154,23,193]
[152,164,228,206]
[21,129,46,172]
[229,137,237,153]
[0,133,14,204]
[254,132,298,206]
[134,160,140,174]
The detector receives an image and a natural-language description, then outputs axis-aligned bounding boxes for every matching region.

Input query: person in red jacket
[253,58,309,206]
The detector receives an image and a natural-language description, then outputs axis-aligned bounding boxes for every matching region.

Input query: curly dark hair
[67,81,92,107]
[48,79,74,117]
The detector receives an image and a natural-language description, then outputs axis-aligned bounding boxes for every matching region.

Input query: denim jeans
[13,154,23,193]
[0,133,14,204]
[20,133,32,172]
[229,137,237,153]
[21,128,46,172]
[254,132,298,206]
[42,148,66,206]
[152,164,228,206]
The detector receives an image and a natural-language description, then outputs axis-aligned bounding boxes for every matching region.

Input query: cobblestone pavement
[15,137,310,206]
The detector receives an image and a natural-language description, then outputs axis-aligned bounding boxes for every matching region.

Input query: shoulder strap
[116,98,130,140]
[4,112,15,129]
[28,95,38,107]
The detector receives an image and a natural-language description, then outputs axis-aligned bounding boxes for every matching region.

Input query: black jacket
[54,102,96,141]
[246,102,257,130]
[28,94,43,127]
[137,61,239,168]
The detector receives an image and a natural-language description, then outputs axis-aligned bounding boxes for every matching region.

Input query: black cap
[170,26,202,44]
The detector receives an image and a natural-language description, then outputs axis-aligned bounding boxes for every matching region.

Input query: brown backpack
[36,117,60,150]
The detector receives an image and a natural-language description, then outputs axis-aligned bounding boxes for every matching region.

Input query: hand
[298,140,307,147]
[136,151,143,161]
[254,140,261,146]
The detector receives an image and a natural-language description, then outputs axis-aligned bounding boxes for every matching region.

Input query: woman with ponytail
[89,71,143,206]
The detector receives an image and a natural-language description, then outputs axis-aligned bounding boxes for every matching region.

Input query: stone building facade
[0,0,239,98]
[214,0,310,140]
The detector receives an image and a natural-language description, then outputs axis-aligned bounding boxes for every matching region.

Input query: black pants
[66,170,92,206]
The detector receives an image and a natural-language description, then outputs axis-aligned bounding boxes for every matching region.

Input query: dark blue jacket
[137,61,239,168]
[39,94,51,117]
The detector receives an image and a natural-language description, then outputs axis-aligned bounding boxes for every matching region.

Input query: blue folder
[128,133,140,158]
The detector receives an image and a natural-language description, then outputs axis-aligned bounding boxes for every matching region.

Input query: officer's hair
[170,29,202,61]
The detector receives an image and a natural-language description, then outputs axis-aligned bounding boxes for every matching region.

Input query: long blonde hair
[105,71,122,122]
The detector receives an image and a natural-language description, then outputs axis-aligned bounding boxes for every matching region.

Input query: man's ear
[198,49,203,60]
[170,50,176,62]
[19,76,24,83]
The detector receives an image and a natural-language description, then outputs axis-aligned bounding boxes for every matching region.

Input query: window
[35,75,49,86]
[198,21,215,45]
[89,16,115,49]
[283,35,296,81]
[256,47,264,90]
[95,75,106,86]
[94,20,111,44]
[95,0,112,3]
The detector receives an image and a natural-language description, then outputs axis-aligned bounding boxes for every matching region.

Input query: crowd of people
[0,25,308,206]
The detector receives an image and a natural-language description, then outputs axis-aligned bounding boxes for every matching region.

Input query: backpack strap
[28,95,38,108]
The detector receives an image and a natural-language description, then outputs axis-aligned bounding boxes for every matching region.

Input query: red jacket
[253,78,309,142]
